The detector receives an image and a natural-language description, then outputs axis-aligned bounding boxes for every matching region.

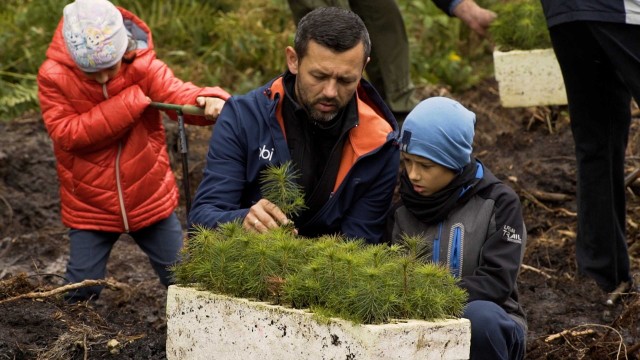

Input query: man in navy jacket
[287,0,496,122]
[540,0,640,302]
[189,7,399,244]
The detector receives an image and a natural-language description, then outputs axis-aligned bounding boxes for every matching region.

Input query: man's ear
[363,56,370,72]
[286,46,299,75]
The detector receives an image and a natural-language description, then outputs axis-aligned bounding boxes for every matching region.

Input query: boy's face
[402,152,456,196]
[82,61,122,84]
[285,40,368,123]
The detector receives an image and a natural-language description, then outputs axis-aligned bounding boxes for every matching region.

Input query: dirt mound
[1,79,638,359]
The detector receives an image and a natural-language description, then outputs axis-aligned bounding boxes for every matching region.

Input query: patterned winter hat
[62,0,128,72]
[400,97,476,171]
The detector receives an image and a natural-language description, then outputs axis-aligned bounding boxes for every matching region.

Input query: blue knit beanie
[399,97,476,171]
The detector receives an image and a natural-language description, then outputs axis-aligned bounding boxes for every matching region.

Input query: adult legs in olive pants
[287,0,418,116]
[549,21,640,292]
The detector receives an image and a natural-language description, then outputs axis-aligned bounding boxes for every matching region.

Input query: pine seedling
[264,228,310,301]
[216,220,246,240]
[208,237,248,293]
[326,245,399,323]
[282,264,323,308]
[336,239,365,254]
[307,234,343,252]
[171,225,218,285]
[397,233,432,262]
[339,264,402,324]
[405,264,467,320]
[270,231,307,277]
[173,192,467,325]
[394,233,433,316]
[397,256,415,315]
[240,233,279,300]
[227,260,251,298]
[297,236,364,305]
[333,242,366,289]
[259,161,307,221]
[315,246,342,286]
[489,0,551,51]
[359,243,396,268]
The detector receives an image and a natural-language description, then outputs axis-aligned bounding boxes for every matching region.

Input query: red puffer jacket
[37,7,230,232]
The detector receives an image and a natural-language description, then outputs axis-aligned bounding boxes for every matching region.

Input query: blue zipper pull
[432,222,443,263]
[449,226,461,278]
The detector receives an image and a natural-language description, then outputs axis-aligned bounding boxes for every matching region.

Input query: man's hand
[452,0,497,37]
[243,199,292,233]
[196,96,226,123]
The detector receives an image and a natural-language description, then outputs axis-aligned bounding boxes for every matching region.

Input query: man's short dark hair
[294,7,371,64]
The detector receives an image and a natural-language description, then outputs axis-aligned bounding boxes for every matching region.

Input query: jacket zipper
[115,143,129,232]
[432,222,443,263]
[103,83,130,232]
[448,225,462,278]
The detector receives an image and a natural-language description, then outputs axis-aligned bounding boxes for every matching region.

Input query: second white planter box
[166,285,471,360]
[493,48,567,108]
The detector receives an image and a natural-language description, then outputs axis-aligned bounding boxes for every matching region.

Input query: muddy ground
[0,79,639,359]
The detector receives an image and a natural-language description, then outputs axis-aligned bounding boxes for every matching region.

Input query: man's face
[402,152,456,196]
[286,40,368,123]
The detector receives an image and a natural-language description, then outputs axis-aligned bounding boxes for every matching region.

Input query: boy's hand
[196,96,225,122]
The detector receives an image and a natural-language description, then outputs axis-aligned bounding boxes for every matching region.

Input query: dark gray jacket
[540,0,640,27]
[390,162,527,330]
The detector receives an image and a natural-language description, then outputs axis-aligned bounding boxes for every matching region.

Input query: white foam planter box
[166,285,471,360]
[493,48,568,108]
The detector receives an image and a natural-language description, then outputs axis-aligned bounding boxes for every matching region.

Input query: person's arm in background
[432,0,497,37]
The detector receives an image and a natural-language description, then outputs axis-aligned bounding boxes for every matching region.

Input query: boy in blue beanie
[387,97,527,359]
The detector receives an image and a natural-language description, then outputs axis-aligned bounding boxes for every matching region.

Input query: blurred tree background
[0,0,501,120]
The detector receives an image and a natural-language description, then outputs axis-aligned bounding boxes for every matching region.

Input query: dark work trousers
[65,212,183,301]
[463,300,525,360]
[287,0,417,114]
[549,21,640,292]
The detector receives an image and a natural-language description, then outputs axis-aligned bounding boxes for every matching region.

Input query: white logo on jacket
[259,145,274,161]
[502,225,522,244]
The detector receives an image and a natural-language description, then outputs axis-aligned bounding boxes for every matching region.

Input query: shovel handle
[150,102,205,116]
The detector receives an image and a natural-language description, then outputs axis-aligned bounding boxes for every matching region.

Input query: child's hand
[196,96,225,123]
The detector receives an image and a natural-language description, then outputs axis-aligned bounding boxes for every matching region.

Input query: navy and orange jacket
[189,75,400,244]
[37,7,230,233]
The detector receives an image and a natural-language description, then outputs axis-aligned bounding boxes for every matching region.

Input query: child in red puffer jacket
[37,0,230,302]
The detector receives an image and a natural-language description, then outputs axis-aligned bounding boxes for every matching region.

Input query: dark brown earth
[0,78,638,359]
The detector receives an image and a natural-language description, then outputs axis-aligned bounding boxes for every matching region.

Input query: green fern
[0,78,39,120]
